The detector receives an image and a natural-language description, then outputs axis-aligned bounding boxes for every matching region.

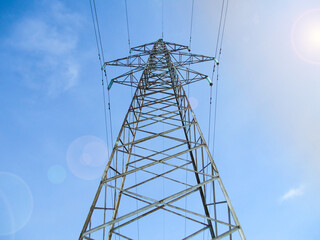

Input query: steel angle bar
[131,126,199,146]
[142,111,182,123]
[124,120,135,136]
[133,144,190,163]
[131,41,188,54]
[139,96,177,109]
[134,150,215,179]
[140,102,186,114]
[161,200,237,228]
[170,52,215,67]
[132,97,177,111]
[131,144,214,179]
[83,178,214,237]
[140,104,181,119]
[135,115,183,130]
[125,161,192,191]
[118,190,203,231]
[123,191,208,227]
[118,139,129,153]
[94,207,115,210]
[138,107,187,122]
[115,123,194,149]
[140,95,179,107]
[182,226,210,240]
[212,227,239,240]
[125,141,187,166]
[112,188,206,233]
[103,53,148,68]
[110,188,206,232]
[112,231,133,240]
[108,166,121,175]
[114,179,226,228]
[83,236,94,240]
[125,109,181,129]
[111,67,143,86]
[134,86,171,98]
[130,42,155,53]
[135,84,182,96]
[174,66,208,85]
[103,144,203,184]
[206,201,227,206]
[139,92,175,103]
[126,162,192,191]
[163,41,189,52]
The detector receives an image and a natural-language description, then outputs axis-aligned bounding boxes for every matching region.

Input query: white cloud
[9,0,83,96]
[279,185,305,203]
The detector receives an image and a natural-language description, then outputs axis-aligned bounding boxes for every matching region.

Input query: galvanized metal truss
[79,39,245,240]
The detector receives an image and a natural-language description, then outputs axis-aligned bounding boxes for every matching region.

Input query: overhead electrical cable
[206,1,229,236]
[89,1,113,239]
[89,3,117,238]
[93,0,105,62]
[187,0,195,97]
[207,0,226,155]
[211,0,229,156]
[124,0,131,50]
[89,0,110,156]
[188,0,195,49]
[93,0,114,148]
[162,0,164,39]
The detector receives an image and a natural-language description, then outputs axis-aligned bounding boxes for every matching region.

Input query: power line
[93,0,105,62]
[214,0,225,57]
[218,0,229,60]
[89,0,115,167]
[162,0,164,39]
[93,0,114,147]
[124,0,131,50]
[207,0,229,157]
[212,0,229,155]
[189,0,195,49]
[89,0,110,154]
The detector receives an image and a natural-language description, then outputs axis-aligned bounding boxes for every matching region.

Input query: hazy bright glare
[292,9,320,64]
[66,136,109,180]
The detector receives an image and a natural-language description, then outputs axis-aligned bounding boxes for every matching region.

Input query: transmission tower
[79,39,245,240]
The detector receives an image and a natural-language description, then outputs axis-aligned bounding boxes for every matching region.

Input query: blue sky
[0,0,320,239]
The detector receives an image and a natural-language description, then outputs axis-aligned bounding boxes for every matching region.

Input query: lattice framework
[79,39,246,240]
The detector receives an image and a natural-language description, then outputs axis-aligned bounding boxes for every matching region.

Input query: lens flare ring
[66,135,109,180]
[0,172,33,236]
[291,9,320,65]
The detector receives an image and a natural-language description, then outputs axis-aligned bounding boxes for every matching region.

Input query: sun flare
[291,9,320,64]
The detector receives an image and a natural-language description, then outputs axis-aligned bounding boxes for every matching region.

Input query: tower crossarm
[130,40,189,54]
[102,53,149,68]
[170,52,216,67]
[109,65,210,89]
[103,40,216,89]
[102,52,215,69]
[174,65,211,86]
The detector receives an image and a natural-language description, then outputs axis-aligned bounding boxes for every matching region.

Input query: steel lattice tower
[79,39,245,240]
